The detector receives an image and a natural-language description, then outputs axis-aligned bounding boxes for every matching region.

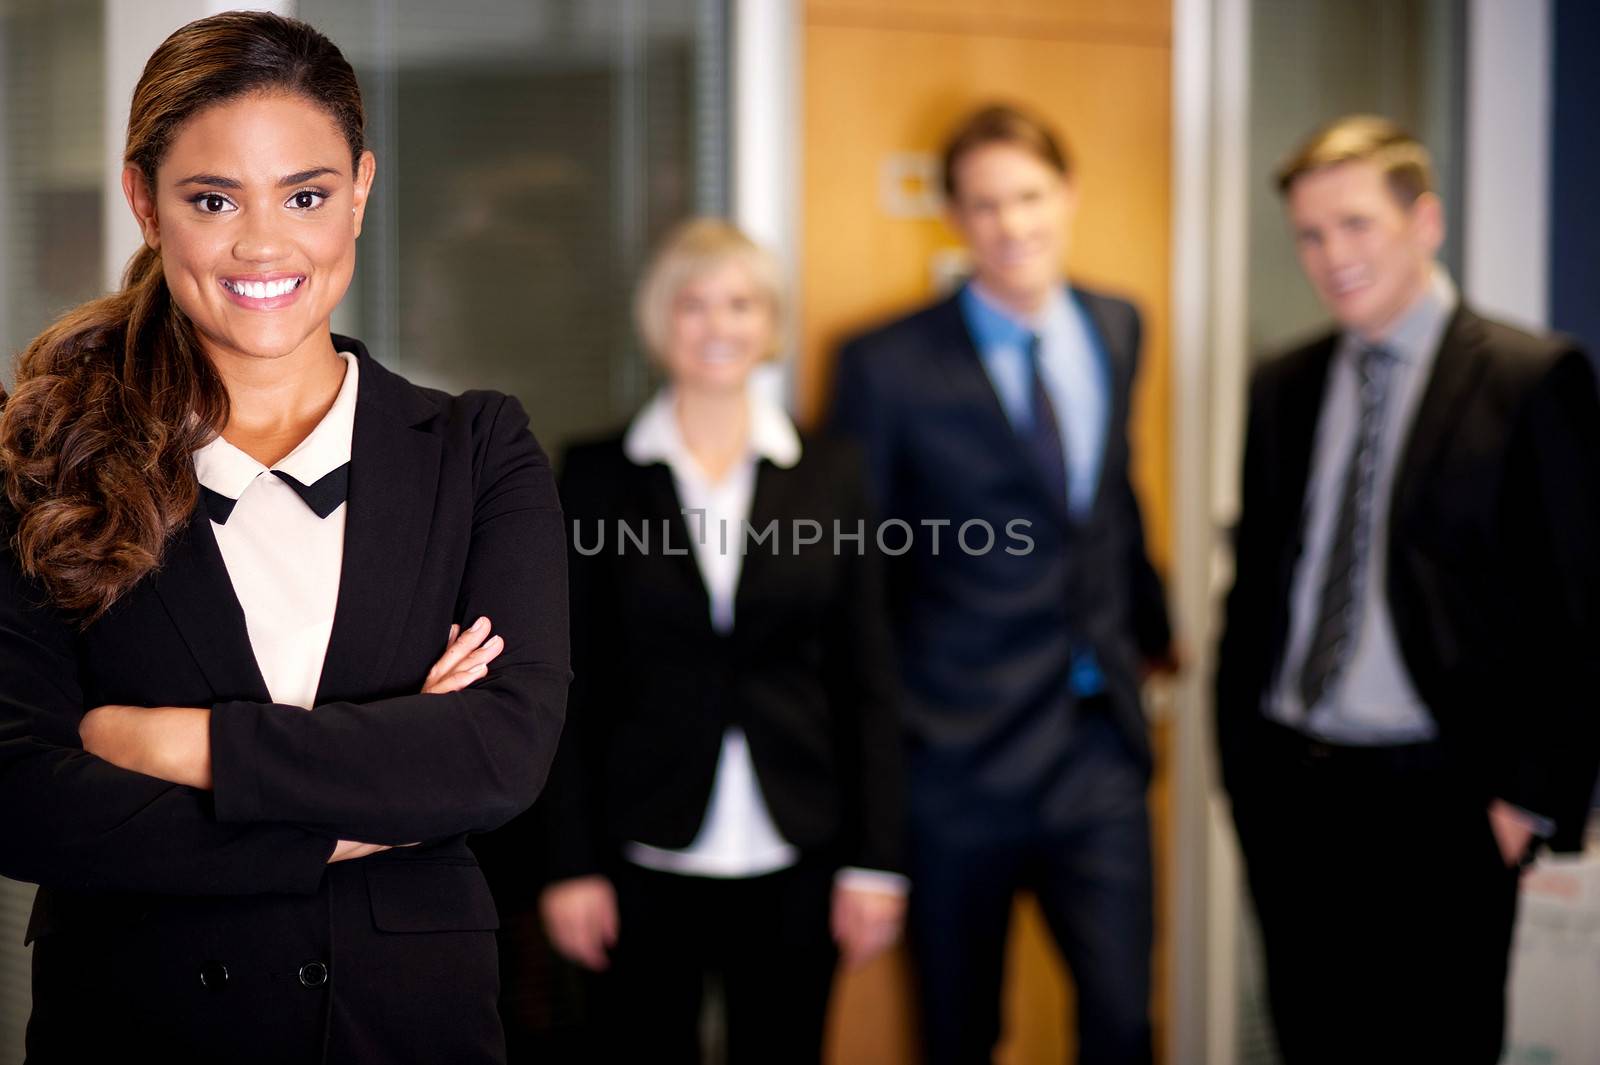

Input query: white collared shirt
[614,388,909,894]
[192,351,357,710]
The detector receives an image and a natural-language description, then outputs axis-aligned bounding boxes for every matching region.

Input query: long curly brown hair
[0,11,365,622]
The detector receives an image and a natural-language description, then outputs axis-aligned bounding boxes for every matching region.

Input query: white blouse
[619,386,802,878]
[617,388,908,895]
[192,351,357,710]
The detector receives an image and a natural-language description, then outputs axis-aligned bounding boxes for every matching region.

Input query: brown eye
[201,194,229,213]
[289,190,324,210]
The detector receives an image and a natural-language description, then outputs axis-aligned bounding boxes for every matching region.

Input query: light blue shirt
[958,281,1110,518]
[1268,267,1456,744]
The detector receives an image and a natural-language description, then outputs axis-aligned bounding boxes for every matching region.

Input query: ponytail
[0,245,226,622]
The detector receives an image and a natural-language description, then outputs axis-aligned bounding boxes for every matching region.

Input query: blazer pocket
[365,860,501,933]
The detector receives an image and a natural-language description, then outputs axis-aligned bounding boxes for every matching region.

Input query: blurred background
[0,1,1594,1062]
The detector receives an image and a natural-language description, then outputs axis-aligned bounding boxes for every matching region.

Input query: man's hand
[1141,640,1186,681]
[831,882,906,971]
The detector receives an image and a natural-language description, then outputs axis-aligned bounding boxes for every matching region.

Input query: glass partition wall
[299,0,731,450]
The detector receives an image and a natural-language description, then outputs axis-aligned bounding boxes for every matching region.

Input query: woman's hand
[1488,798,1539,869]
[540,875,619,971]
[328,839,392,863]
[831,882,906,971]
[76,624,494,865]
[423,617,504,694]
[79,704,212,789]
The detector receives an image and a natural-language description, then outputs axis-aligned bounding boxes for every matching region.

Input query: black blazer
[1216,307,1600,851]
[540,430,905,883]
[829,288,1171,774]
[0,339,570,1064]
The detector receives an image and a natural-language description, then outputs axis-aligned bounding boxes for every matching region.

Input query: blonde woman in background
[540,219,906,1063]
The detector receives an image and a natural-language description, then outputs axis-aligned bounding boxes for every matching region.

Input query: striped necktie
[1298,344,1395,715]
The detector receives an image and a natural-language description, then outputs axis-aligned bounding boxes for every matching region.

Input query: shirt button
[198,960,228,992]
[298,961,329,989]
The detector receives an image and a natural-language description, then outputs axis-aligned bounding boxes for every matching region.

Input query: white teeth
[225,277,302,299]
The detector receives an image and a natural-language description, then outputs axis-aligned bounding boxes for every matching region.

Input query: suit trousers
[1230,718,1521,1065]
[907,706,1154,1065]
[589,859,838,1065]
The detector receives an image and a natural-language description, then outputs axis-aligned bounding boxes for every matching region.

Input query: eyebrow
[175,167,343,189]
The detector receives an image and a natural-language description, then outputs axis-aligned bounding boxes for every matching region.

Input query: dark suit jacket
[0,338,570,1064]
[1216,306,1600,851]
[828,287,1171,776]
[538,431,904,883]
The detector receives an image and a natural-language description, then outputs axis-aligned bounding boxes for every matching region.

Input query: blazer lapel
[638,461,711,612]
[932,297,1074,528]
[313,341,442,706]
[735,458,796,614]
[1277,337,1340,567]
[1389,306,1490,543]
[1072,288,1130,521]
[152,504,272,704]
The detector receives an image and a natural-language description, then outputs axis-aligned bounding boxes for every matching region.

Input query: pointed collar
[622,385,802,472]
[193,349,359,500]
[958,280,1072,352]
[1348,265,1459,364]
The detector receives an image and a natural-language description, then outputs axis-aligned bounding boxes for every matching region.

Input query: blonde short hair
[633,218,786,364]
[1275,114,1435,207]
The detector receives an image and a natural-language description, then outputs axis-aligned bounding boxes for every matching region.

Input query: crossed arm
[0,395,570,895]
[78,618,509,863]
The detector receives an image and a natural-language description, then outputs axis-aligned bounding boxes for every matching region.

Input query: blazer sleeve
[824,445,907,875]
[541,444,620,882]
[1116,306,1174,660]
[827,337,898,513]
[1213,363,1277,801]
[0,543,334,895]
[1493,347,1600,850]
[207,396,572,843]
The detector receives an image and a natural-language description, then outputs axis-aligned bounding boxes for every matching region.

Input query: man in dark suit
[1216,115,1600,1064]
[830,103,1175,1065]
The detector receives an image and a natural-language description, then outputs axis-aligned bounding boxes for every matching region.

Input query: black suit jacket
[0,339,570,1063]
[538,431,904,883]
[1216,306,1600,851]
[829,287,1171,776]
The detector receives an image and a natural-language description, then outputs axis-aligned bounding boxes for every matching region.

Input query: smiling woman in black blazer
[0,13,567,1064]
[537,219,906,1064]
